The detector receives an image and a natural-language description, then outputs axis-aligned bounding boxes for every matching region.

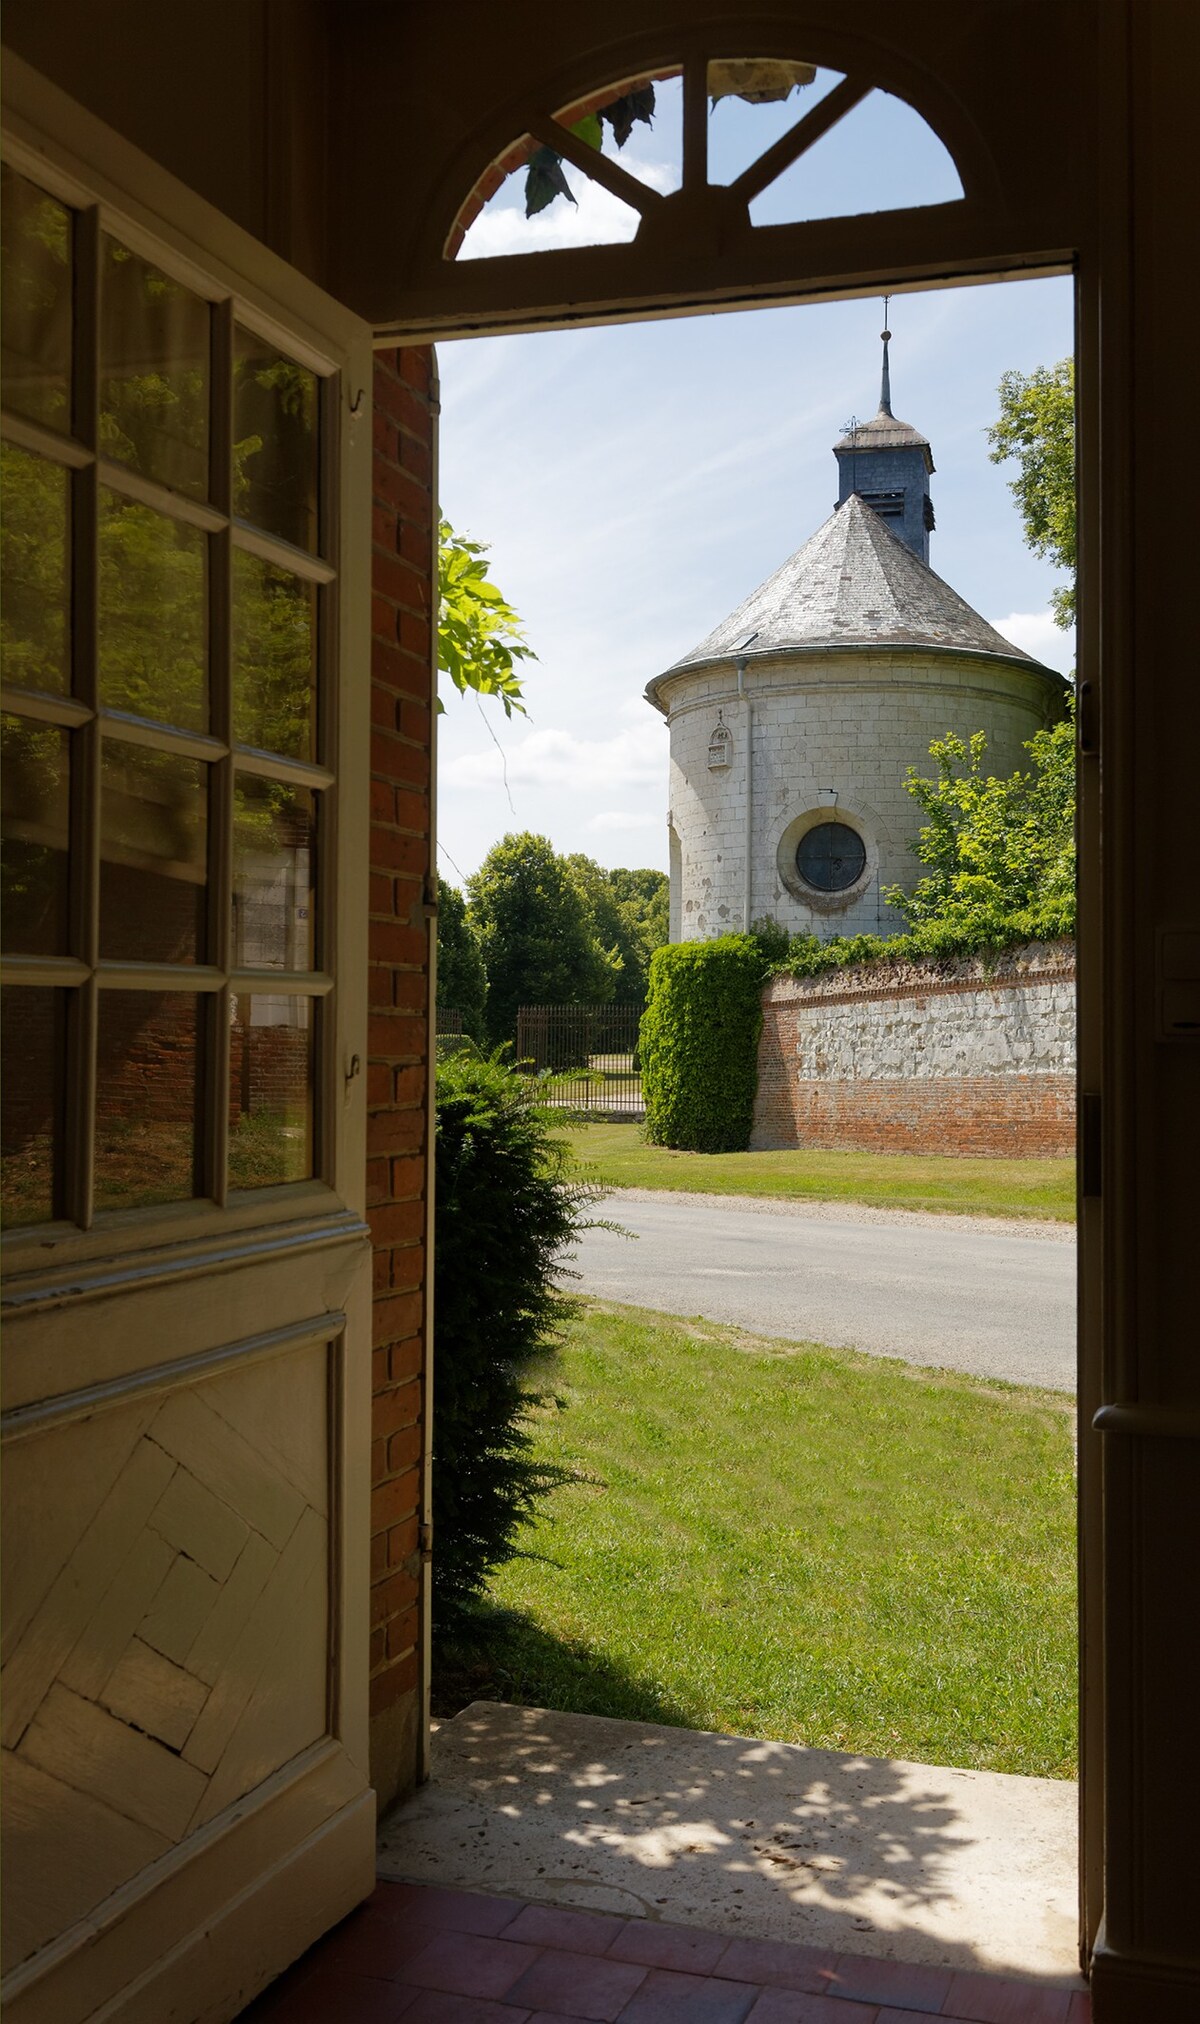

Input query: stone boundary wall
[753,940,1076,1157]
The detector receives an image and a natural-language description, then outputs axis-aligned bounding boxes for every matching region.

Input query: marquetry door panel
[1,75,375,2024]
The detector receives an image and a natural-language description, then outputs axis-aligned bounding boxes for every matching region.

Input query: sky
[434,75,1075,886]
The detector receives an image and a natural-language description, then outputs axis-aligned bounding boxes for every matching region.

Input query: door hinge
[1077,680,1098,757]
[418,1521,434,1560]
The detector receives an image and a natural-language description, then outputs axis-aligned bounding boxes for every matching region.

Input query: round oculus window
[796,821,866,893]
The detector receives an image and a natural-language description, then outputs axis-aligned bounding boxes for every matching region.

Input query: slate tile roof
[646,495,1055,710]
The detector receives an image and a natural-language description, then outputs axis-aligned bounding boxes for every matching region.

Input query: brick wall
[367,344,436,1806]
[753,941,1076,1158]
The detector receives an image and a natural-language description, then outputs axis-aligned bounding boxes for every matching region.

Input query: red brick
[399,348,431,392]
[370,682,399,732]
[371,920,428,968]
[369,777,395,825]
[394,788,429,831]
[393,1064,425,1103]
[387,1423,423,1473]
[371,1473,419,1533]
[388,1513,420,1565]
[388,1336,423,1387]
[400,699,431,743]
[372,1249,392,1295]
[369,1200,425,1248]
[374,549,429,611]
[386,1245,424,1295]
[385,1607,419,1660]
[372,500,398,551]
[369,1663,415,1717]
[391,976,427,1017]
[371,1568,419,1625]
[390,1155,425,1199]
[370,829,428,876]
[399,519,431,568]
[365,1158,390,1207]
[400,431,433,485]
[369,1626,386,1671]
[373,1289,423,1344]
[368,1015,427,1065]
[398,609,430,658]
[370,1530,388,1581]
[373,1384,421,1438]
[372,592,400,642]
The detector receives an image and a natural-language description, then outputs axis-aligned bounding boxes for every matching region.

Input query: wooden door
[1,75,376,2023]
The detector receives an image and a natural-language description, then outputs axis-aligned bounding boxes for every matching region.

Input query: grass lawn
[436,1300,1077,1781]
[565,1122,1076,1221]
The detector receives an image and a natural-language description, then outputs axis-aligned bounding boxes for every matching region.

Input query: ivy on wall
[640,934,767,1152]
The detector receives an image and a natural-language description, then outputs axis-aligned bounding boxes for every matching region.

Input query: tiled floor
[241,1882,1091,2024]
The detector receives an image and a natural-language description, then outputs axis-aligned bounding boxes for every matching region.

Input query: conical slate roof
[646,494,1049,709]
[833,410,934,467]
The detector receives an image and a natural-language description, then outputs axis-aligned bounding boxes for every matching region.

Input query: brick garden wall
[366,345,436,1806]
[753,940,1076,1158]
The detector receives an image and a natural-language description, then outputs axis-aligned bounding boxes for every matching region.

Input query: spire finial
[879,295,893,416]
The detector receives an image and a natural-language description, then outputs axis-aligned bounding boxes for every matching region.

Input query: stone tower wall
[665,648,1063,942]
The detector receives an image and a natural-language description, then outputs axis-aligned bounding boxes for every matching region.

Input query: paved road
[567,1193,1076,1391]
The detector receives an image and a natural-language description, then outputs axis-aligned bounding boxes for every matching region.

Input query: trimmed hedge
[640,934,767,1151]
[433,1047,593,1624]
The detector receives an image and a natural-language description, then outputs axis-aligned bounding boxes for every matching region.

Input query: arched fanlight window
[447,56,963,263]
[707,715,733,769]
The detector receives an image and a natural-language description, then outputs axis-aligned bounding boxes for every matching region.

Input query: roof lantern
[833,308,936,562]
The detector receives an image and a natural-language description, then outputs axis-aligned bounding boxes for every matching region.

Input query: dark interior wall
[2,0,329,278]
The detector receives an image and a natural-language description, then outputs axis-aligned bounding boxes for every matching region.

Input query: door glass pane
[1,986,61,1227]
[233,778,316,970]
[1,714,69,955]
[232,549,316,759]
[95,990,200,1209]
[1,445,70,695]
[233,328,319,553]
[98,488,207,730]
[100,741,207,963]
[229,993,315,1188]
[99,234,209,499]
[1,165,72,431]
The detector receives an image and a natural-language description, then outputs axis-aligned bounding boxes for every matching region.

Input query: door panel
[1,71,375,2024]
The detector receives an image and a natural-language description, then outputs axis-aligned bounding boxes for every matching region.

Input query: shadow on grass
[432,1602,693,1728]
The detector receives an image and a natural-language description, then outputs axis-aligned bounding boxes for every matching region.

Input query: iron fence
[515,1001,645,1116]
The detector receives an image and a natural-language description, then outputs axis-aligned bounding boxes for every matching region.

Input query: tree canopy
[986,358,1076,630]
[469,832,621,1045]
[435,881,488,1041]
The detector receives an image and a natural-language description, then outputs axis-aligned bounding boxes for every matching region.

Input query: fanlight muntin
[449,54,965,267]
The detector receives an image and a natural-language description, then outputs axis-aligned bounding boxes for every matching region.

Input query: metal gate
[515,1002,645,1116]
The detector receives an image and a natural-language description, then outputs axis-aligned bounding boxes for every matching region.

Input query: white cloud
[460,160,675,262]
[987,609,1076,675]
[589,809,661,832]
[443,722,664,792]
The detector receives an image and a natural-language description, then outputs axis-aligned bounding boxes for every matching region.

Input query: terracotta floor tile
[745,1992,880,2023]
[374,1883,529,1937]
[615,1966,762,2023]
[940,1974,1073,2024]
[242,1967,418,2020]
[308,1907,442,1980]
[715,1937,841,1994]
[500,1906,628,1957]
[606,1921,729,1975]
[826,1956,952,2013]
[503,1948,647,2021]
[399,1931,543,2001]
[401,1994,532,2023]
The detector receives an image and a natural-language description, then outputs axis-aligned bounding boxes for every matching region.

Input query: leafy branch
[438,519,535,718]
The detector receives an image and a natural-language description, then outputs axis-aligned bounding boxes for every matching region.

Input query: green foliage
[469,832,620,1045]
[563,855,670,1003]
[884,714,1076,945]
[987,358,1076,629]
[640,934,768,1152]
[524,90,656,217]
[438,519,533,718]
[433,1047,595,1622]
[436,881,488,1041]
[767,713,1076,983]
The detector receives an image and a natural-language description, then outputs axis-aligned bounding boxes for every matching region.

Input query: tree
[438,519,533,717]
[884,710,1076,947]
[468,832,619,1045]
[436,881,488,1040]
[562,856,669,1003]
[986,359,1076,629]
